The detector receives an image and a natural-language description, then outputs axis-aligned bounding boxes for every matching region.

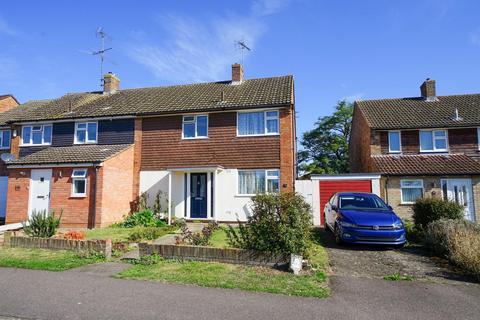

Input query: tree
[298,100,353,177]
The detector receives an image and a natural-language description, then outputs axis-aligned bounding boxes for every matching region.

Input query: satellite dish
[1,153,16,163]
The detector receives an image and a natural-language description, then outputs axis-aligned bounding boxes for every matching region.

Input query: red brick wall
[279,106,295,192]
[97,146,134,227]
[0,96,18,113]
[5,169,30,224]
[132,118,142,199]
[349,106,373,172]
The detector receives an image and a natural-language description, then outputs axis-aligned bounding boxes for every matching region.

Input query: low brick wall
[3,232,111,259]
[138,243,287,266]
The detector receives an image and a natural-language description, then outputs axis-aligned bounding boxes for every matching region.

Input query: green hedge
[412,198,463,229]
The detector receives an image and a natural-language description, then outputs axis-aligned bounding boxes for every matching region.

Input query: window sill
[235,194,256,197]
[19,144,52,147]
[236,133,280,138]
[419,150,448,154]
[70,195,87,198]
[181,137,209,140]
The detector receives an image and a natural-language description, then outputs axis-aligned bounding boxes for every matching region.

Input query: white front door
[29,169,52,217]
[442,179,475,221]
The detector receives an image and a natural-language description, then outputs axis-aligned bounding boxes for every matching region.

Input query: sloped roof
[372,154,480,175]
[356,94,480,129]
[4,75,293,124]
[8,144,132,166]
[0,99,52,126]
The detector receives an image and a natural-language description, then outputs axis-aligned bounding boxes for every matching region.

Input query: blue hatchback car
[324,192,406,246]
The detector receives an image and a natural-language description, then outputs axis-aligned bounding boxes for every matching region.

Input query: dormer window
[420,129,448,152]
[388,131,401,153]
[21,124,52,146]
[75,122,98,144]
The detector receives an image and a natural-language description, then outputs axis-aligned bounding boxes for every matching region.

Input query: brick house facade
[349,79,480,221]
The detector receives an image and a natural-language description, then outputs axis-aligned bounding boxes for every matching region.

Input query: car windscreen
[338,195,388,210]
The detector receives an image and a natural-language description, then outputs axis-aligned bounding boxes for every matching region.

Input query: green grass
[209,227,238,248]
[0,247,104,271]
[383,273,415,281]
[117,229,329,298]
[86,227,134,242]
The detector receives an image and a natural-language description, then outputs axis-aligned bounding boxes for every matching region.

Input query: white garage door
[0,176,8,218]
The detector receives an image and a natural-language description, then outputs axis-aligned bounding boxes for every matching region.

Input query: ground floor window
[400,179,423,204]
[238,169,280,195]
[71,169,87,197]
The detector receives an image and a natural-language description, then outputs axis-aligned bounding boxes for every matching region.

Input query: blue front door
[190,173,207,218]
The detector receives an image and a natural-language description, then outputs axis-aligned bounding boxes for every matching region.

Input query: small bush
[412,198,464,229]
[23,210,62,238]
[425,219,480,278]
[127,226,175,242]
[226,192,312,256]
[404,220,424,243]
[175,221,219,246]
[121,209,166,228]
[63,230,86,240]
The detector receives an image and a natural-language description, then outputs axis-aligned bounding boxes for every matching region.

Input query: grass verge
[117,229,329,298]
[0,247,104,271]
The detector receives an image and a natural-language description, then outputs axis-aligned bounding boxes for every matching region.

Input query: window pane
[266,119,279,133]
[238,112,264,135]
[22,127,31,144]
[43,125,52,144]
[389,132,400,151]
[196,116,208,137]
[266,111,278,118]
[183,123,195,138]
[72,169,87,178]
[434,130,446,137]
[32,130,43,144]
[87,123,97,142]
[77,123,87,129]
[183,116,195,122]
[238,170,265,194]
[420,131,433,150]
[76,129,86,143]
[435,138,447,150]
[267,178,279,193]
[402,188,423,203]
[401,180,422,188]
[74,179,86,195]
[266,170,279,177]
[2,131,10,148]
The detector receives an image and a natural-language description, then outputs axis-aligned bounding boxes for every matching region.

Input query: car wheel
[334,224,342,245]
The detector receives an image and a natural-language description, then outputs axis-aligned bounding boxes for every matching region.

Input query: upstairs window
[400,179,424,204]
[0,130,11,149]
[238,169,280,195]
[237,110,279,136]
[21,124,52,146]
[71,169,87,197]
[75,122,98,144]
[388,131,401,153]
[182,115,208,139]
[420,130,448,152]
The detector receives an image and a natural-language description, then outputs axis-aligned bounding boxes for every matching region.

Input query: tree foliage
[298,100,353,176]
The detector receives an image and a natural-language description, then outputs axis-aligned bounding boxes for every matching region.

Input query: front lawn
[117,229,329,298]
[86,226,178,242]
[209,227,238,248]
[86,227,134,242]
[0,247,104,271]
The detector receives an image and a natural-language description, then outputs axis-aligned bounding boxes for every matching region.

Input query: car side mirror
[331,205,338,211]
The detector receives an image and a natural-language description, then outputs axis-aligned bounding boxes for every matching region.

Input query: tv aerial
[80,27,113,88]
[235,40,251,65]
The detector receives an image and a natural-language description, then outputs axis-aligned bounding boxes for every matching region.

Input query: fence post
[3,231,12,247]
[104,238,112,260]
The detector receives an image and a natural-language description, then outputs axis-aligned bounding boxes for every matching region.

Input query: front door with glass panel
[190,173,207,218]
[29,169,52,217]
[442,179,475,221]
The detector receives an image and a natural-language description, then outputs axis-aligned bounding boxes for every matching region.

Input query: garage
[297,174,381,226]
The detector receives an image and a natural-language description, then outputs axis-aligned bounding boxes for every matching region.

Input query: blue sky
[0,0,479,136]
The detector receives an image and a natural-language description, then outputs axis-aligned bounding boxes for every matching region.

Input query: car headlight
[393,221,404,229]
[340,221,357,228]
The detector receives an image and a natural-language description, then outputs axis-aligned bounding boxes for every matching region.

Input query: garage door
[0,176,7,218]
[319,180,372,226]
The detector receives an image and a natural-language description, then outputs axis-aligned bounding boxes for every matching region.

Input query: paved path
[153,223,204,245]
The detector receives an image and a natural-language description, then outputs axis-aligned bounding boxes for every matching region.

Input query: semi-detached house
[0,64,296,228]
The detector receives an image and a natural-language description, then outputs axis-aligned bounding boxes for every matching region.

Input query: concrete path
[0,266,479,320]
[153,223,204,245]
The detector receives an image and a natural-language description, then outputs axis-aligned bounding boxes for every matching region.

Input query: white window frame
[0,129,11,150]
[20,124,53,146]
[400,179,424,204]
[182,115,208,139]
[419,129,448,152]
[71,169,88,197]
[237,169,280,196]
[74,121,98,144]
[237,109,280,137]
[388,130,401,153]
[477,128,480,151]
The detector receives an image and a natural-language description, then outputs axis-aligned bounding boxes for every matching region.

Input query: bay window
[0,130,11,149]
[75,122,98,144]
[71,169,87,197]
[388,131,401,153]
[238,169,280,195]
[22,124,52,146]
[182,115,208,139]
[420,130,448,152]
[237,110,279,136]
[400,179,423,204]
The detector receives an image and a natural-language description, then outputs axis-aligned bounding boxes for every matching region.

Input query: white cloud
[127,0,290,83]
[342,93,364,102]
[0,17,18,36]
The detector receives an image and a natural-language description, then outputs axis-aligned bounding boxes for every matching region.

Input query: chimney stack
[103,72,120,94]
[420,78,437,101]
[232,63,244,83]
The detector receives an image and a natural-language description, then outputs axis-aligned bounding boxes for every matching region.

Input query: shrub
[404,220,424,243]
[127,226,176,242]
[22,210,62,238]
[63,230,86,240]
[121,209,166,228]
[175,221,219,246]
[226,192,312,256]
[412,198,464,229]
[425,219,480,278]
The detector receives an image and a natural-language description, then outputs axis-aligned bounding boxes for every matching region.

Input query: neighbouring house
[1,64,296,227]
[0,94,19,113]
[349,79,480,221]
